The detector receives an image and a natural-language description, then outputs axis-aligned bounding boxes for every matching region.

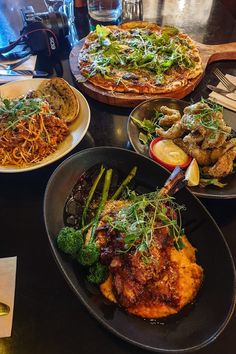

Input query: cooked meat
[159,106,181,127]
[183,101,209,115]
[96,200,203,319]
[201,111,231,150]
[156,122,185,139]
[155,101,233,180]
[210,138,236,163]
[183,127,206,145]
[128,239,203,318]
[202,146,236,178]
[174,138,212,166]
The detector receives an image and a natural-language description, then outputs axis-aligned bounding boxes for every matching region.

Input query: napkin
[0,55,37,84]
[0,257,17,338]
[208,74,236,112]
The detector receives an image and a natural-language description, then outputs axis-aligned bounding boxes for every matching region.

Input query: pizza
[77,21,203,94]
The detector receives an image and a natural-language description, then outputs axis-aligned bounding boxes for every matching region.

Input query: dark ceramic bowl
[127,98,236,199]
[44,147,236,353]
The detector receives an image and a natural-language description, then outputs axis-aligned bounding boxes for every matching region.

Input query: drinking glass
[62,0,75,23]
[122,0,143,22]
[61,0,79,45]
[87,0,122,23]
[44,0,64,12]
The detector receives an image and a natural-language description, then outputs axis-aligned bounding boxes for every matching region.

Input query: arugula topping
[85,25,196,83]
[96,24,110,43]
[0,97,44,130]
[131,111,164,144]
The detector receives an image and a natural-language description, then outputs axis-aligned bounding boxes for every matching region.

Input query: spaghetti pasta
[0,95,69,167]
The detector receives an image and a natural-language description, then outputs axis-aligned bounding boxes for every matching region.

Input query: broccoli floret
[87,262,108,284]
[77,242,100,266]
[57,227,83,258]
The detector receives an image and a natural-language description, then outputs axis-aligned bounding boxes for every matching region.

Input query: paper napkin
[0,55,37,84]
[0,257,17,338]
[208,74,236,112]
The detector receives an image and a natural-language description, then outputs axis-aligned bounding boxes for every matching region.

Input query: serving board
[69,38,236,107]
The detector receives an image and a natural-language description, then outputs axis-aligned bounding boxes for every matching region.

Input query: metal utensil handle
[213,68,236,92]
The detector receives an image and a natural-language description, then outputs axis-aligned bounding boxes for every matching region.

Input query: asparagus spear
[90,168,113,241]
[110,166,137,200]
[77,168,113,266]
[81,165,105,227]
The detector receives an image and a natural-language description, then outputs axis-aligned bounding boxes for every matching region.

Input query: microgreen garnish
[193,99,223,131]
[109,191,185,257]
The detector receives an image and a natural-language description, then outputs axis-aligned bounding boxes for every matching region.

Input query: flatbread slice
[37,78,79,123]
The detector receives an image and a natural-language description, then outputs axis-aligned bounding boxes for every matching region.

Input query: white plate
[0,78,90,173]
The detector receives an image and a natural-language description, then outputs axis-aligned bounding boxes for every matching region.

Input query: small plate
[0,78,90,173]
[44,147,235,353]
[127,98,236,199]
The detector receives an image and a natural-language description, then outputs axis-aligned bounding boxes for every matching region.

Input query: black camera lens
[39,12,69,43]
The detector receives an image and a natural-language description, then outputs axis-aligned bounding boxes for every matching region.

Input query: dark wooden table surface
[0,1,236,353]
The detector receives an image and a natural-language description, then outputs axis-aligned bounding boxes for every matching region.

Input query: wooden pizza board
[69,38,236,107]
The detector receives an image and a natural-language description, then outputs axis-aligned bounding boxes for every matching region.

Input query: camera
[20,6,69,56]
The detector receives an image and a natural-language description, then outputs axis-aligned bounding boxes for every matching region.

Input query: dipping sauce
[149,137,192,171]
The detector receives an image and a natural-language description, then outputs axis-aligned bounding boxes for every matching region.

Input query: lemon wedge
[185,158,200,187]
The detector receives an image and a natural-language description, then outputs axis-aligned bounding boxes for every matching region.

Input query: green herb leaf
[199,178,227,188]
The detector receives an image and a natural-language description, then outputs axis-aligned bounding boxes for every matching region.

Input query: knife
[0,69,48,77]
[207,84,236,101]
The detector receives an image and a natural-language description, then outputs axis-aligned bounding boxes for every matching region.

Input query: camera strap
[0,22,60,56]
[0,37,25,54]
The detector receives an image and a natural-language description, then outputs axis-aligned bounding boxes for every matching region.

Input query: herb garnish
[84,25,195,84]
[191,98,224,133]
[109,190,185,256]
[0,97,43,130]
[131,111,164,144]
[199,178,227,188]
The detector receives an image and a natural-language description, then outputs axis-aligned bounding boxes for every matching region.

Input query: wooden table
[0,1,236,353]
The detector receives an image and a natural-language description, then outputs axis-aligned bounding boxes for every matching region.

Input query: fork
[0,55,31,71]
[213,68,236,92]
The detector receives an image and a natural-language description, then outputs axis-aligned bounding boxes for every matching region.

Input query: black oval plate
[127,98,236,199]
[44,147,236,353]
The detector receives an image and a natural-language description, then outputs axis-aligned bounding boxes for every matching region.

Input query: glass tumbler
[87,0,123,23]
[44,0,64,12]
[122,0,143,22]
[61,0,79,45]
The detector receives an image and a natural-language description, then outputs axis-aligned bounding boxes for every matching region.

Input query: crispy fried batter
[156,101,235,179]
[202,146,236,178]
[210,138,236,163]
[174,138,212,166]
[159,106,181,127]
[156,122,185,139]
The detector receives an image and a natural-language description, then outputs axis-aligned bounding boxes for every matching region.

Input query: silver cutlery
[0,55,31,71]
[213,68,236,92]
[0,69,48,77]
[207,84,236,101]
[0,302,10,316]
